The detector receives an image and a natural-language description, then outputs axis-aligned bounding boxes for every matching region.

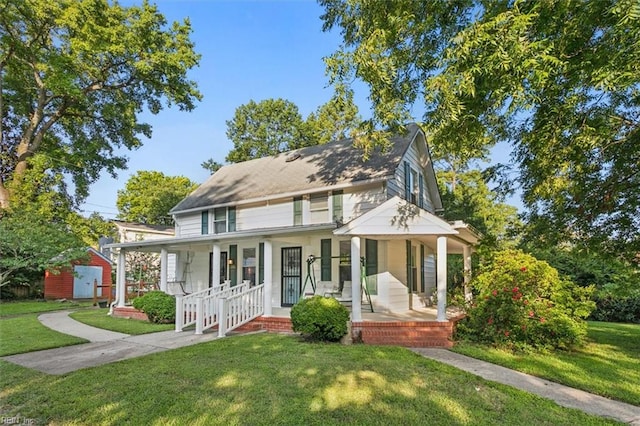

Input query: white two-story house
[108,124,477,330]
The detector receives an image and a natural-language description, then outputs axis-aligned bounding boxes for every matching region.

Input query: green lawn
[0,314,87,356]
[452,321,640,406]
[0,300,93,317]
[0,333,620,425]
[69,308,174,335]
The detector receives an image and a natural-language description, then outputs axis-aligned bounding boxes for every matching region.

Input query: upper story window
[213,207,236,234]
[201,211,209,235]
[404,161,425,209]
[310,192,329,223]
[293,197,302,226]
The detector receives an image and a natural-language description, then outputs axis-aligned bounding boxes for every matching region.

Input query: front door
[281,247,302,306]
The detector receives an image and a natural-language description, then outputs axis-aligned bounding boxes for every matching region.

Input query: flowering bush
[456,250,595,350]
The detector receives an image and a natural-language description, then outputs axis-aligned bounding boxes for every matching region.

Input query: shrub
[132,291,175,323]
[589,294,640,323]
[290,295,350,342]
[456,250,595,350]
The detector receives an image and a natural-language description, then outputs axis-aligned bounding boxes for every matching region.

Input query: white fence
[217,284,264,337]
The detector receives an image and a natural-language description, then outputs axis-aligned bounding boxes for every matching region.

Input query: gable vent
[285,152,301,162]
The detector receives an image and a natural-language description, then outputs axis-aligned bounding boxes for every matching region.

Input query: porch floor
[270,305,462,322]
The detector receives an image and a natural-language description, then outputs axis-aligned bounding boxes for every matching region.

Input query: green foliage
[320,0,640,262]
[590,295,640,324]
[223,96,360,163]
[131,291,175,324]
[116,170,197,225]
[0,0,201,209]
[290,295,349,342]
[225,99,309,163]
[0,211,87,289]
[526,246,640,297]
[457,250,595,350]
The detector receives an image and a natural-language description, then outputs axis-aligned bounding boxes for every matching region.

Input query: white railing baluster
[175,295,184,332]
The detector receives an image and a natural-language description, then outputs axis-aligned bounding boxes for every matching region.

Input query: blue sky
[81,0,518,219]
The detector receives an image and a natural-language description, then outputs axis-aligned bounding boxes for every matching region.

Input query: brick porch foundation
[112,306,149,322]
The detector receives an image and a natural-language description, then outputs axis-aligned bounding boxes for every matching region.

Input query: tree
[0,210,86,290]
[320,0,640,262]
[225,99,309,163]
[223,97,360,163]
[116,170,197,225]
[0,0,201,209]
[304,90,360,145]
[201,159,223,174]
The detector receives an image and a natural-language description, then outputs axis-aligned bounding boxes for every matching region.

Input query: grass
[69,308,174,335]
[0,314,87,356]
[0,300,93,317]
[0,333,620,425]
[452,321,640,406]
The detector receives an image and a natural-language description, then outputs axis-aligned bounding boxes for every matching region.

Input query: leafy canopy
[221,96,360,163]
[0,0,201,209]
[320,0,640,262]
[116,170,197,226]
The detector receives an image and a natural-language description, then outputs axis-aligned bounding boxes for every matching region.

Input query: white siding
[175,212,202,237]
[343,185,387,222]
[236,200,292,230]
[389,136,436,213]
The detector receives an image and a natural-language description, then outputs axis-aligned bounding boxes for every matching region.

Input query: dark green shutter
[201,211,208,235]
[321,239,331,281]
[420,244,425,293]
[406,240,412,293]
[228,207,236,232]
[293,197,302,225]
[229,244,237,286]
[404,161,411,200]
[332,190,343,224]
[418,173,424,208]
[258,242,264,284]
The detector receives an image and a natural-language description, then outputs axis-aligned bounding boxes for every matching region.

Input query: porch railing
[217,284,264,337]
[174,281,238,332]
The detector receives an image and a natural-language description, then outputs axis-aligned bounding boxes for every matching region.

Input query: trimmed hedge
[291,295,350,342]
[132,291,175,324]
[589,295,640,324]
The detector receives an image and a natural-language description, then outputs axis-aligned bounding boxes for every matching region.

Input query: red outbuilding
[44,247,113,300]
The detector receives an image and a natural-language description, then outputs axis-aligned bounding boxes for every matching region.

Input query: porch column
[436,236,447,322]
[212,244,221,286]
[116,249,126,307]
[351,236,362,321]
[463,245,472,302]
[160,248,168,292]
[263,240,273,316]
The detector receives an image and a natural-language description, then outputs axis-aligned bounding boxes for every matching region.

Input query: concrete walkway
[413,348,640,425]
[2,310,220,375]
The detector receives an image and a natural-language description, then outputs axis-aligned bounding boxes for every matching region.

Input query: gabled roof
[170,124,423,214]
[333,196,458,237]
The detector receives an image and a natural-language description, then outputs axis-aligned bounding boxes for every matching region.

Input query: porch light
[228,259,234,266]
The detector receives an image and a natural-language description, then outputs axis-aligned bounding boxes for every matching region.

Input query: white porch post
[212,244,221,286]
[463,245,472,302]
[350,236,362,322]
[117,249,126,307]
[160,248,168,292]
[436,236,447,322]
[263,240,273,316]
